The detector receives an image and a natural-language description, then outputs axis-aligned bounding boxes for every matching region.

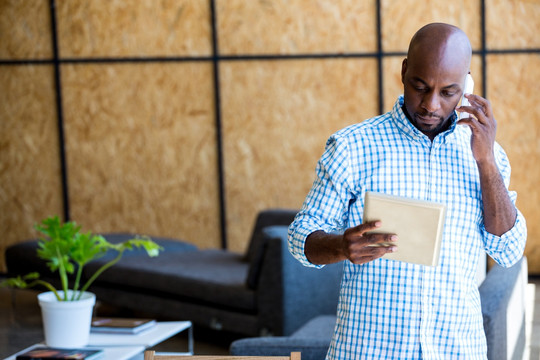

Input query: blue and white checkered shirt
[288,96,527,359]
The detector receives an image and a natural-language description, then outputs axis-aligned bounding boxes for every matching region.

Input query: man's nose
[422,92,441,113]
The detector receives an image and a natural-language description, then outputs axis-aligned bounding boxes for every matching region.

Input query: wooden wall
[1,0,539,273]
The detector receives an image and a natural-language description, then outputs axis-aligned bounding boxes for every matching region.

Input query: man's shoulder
[333,111,394,140]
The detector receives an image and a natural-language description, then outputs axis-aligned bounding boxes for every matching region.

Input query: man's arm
[477,161,516,236]
[305,221,397,265]
[458,94,516,236]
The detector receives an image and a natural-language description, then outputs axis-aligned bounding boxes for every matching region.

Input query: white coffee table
[4,321,193,360]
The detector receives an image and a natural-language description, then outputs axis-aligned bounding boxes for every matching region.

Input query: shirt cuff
[287,225,325,269]
[482,210,527,267]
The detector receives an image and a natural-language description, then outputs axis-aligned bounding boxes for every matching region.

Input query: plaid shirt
[288,96,527,359]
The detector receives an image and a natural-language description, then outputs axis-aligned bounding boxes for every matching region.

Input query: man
[288,23,526,359]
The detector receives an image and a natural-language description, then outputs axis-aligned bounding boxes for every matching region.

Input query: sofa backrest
[245,209,299,289]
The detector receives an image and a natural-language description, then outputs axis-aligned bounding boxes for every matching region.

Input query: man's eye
[442,91,457,97]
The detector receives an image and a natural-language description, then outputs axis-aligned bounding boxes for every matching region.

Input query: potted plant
[1,215,162,348]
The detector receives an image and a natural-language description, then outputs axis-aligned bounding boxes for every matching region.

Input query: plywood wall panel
[0,0,52,59]
[61,63,220,248]
[487,0,540,49]
[1,1,538,275]
[56,0,212,58]
[217,0,376,55]
[0,65,63,271]
[487,54,540,273]
[382,56,406,112]
[381,0,481,52]
[221,59,378,253]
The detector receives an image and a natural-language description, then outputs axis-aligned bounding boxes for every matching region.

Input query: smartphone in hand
[459,74,474,120]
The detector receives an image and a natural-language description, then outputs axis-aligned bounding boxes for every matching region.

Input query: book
[363,191,446,267]
[16,346,103,360]
[90,317,156,334]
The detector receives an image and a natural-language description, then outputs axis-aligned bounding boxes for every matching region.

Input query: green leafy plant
[1,216,162,301]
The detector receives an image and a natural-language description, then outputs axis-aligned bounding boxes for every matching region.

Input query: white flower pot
[38,290,96,348]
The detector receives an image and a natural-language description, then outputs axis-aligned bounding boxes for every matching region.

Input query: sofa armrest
[230,337,330,360]
[245,209,299,288]
[256,226,343,336]
[479,257,527,360]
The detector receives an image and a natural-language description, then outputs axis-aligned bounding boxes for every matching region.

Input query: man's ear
[401,58,408,84]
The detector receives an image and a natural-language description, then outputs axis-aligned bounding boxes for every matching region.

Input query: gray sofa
[5,209,343,337]
[230,230,528,360]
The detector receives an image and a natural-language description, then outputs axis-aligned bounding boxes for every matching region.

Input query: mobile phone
[459,74,474,119]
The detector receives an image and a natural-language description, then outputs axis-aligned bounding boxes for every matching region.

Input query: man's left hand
[457,94,497,165]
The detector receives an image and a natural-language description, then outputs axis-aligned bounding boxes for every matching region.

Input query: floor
[1,278,539,359]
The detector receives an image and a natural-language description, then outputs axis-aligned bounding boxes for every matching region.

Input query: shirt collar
[391,95,459,143]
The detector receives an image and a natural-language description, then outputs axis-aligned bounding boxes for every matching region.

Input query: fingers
[346,220,396,244]
[456,114,480,130]
[457,94,493,125]
[346,220,382,236]
[343,221,398,265]
[349,245,396,265]
[457,99,497,136]
[455,93,497,163]
[347,240,397,265]
[346,221,397,245]
[359,231,398,247]
[466,94,492,117]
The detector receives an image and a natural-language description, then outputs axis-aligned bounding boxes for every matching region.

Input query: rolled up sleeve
[288,135,353,268]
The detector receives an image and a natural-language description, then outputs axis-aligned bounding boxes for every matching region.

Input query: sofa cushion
[85,249,256,311]
[291,315,336,338]
[229,315,336,360]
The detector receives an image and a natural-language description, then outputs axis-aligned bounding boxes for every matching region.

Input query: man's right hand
[305,221,397,265]
[341,221,397,265]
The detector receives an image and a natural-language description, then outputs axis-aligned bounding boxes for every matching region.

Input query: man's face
[401,56,467,140]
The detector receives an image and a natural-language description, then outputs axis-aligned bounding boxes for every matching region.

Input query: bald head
[407,23,472,72]
[400,23,473,140]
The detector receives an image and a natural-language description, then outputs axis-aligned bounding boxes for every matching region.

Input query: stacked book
[16,347,103,360]
[90,317,157,334]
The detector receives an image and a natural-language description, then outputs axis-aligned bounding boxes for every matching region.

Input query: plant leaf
[35,216,79,276]
[109,236,162,257]
[71,233,108,266]
[0,273,40,288]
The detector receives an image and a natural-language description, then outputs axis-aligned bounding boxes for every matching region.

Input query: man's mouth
[416,114,442,125]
